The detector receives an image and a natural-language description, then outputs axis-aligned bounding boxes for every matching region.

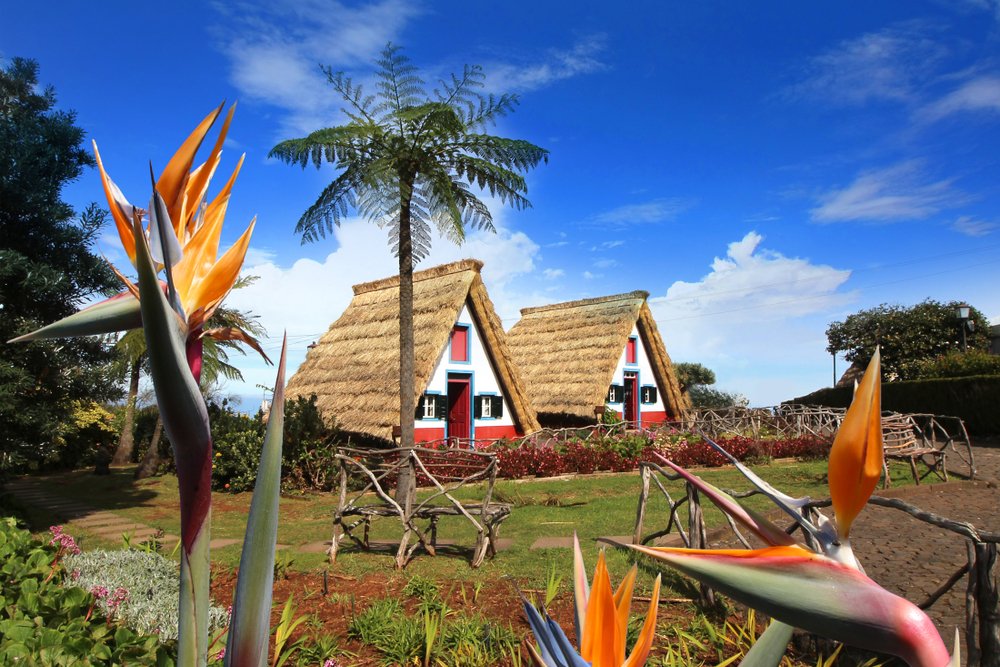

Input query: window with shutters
[607,384,623,403]
[481,395,492,418]
[422,394,436,419]
[450,325,470,362]
[626,336,638,365]
[641,386,658,404]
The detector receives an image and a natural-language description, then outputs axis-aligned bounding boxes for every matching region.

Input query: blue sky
[4,1,1000,407]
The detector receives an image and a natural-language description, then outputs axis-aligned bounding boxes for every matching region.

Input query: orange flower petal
[93,142,137,264]
[156,103,224,235]
[612,564,637,642]
[202,154,245,243]
[581,551,622,667]
[828,349,883,538]
[181,103,236,238]
[182,218,255,318]
[623,575,660,667]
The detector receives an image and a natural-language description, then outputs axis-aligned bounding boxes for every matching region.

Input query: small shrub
[0,518,171,664]
[64,548,229,641]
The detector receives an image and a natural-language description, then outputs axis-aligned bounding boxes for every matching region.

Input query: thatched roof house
[286,259,540,443]
[507,291,689,426]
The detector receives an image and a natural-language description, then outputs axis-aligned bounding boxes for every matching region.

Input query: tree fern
[269,42,547,500]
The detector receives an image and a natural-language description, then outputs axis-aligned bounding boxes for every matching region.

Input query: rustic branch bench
[329,446,510,568]
[881,412,950,487]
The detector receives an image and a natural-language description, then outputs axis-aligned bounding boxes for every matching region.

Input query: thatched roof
[507,291,690,422]
[286,259,540,441]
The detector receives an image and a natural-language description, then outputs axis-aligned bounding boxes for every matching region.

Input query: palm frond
[373,43,425,122]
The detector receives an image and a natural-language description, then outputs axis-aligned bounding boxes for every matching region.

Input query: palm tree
[269,44,547,501]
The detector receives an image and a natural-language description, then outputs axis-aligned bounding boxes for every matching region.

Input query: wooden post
[633,465,651,544]
[687,484,714,606]
[975,542,999,667]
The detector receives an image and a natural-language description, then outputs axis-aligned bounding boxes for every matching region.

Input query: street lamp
[955,303,971,352]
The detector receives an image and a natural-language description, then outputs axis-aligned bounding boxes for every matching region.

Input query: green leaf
[8,292,143,343]
[224,336,287,667]
[740,620,795,667]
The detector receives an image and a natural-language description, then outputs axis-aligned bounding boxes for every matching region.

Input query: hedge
[791,374,1000,435]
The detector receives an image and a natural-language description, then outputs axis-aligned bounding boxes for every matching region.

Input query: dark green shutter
[474,396,483,419]
[492,395,504,418]
[415,395,426,420]
[642,386,658,404]
[435,395,448,420]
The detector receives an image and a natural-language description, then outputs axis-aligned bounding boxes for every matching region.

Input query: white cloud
[542,268,565,279]
[590,198,690,227]
[919,75,1000,122]
[243,246,278,267]
[582,271,599,280]
[787,25,945,107]
[593,258,617,269]
[649,232,854,406]
[811,160,964,222]
[211,0,421,135]
[951,215,997,236]
[545,240,569,248]
[484,35,608,93]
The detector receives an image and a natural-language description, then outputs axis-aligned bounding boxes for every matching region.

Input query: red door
[447,374,471,445]
[623,373,638,424]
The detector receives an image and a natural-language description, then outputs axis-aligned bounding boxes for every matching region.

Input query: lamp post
[955,303,971,352]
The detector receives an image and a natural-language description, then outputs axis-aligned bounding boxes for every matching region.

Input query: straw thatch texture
[507,291,689,423]
[286,259,539,441]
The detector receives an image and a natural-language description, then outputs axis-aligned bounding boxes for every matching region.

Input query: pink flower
[323,659,341,667]
[213,648,226,661]
[90,585,109,600]
[107,587,129,612]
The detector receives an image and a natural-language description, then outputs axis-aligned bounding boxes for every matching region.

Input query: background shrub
[911,349,1000,379]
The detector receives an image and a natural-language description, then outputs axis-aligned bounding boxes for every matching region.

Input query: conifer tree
[1,58,120,471]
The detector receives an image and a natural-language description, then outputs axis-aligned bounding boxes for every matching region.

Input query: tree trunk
[134,415,164,480]
[395,179,416,509]
[112,359,141,466]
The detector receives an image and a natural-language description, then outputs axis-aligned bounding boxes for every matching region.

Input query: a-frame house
[286,260,540,444]
[506,291,689,427]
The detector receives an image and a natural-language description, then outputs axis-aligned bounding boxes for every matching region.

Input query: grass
[14,456,939,597]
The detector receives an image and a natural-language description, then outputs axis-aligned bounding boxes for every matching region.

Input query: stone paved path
[4,478,180,547]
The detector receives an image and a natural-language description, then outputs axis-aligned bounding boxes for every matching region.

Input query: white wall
[607,324,666,417]
[420,303,514,429]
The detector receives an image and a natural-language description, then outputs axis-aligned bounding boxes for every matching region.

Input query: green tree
[0,58,120,471]
[269,44,547,499]
[826,299,989,381]
[675,361,747,408]
[673,362,716,392]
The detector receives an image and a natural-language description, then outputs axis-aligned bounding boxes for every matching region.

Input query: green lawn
[16,458,935,596]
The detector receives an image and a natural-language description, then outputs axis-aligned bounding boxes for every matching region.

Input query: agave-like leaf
[521,596,589,667]
[134,197,212,666]
[630,544,951,667]
[739,620,796,667]
[8,292,143,343]
[225,335,287,667]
